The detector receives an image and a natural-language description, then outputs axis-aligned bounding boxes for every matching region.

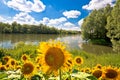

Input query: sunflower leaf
[72,69,78,73]
[0,72,8,79]
[87,76,97,80]
[31,75,42,80]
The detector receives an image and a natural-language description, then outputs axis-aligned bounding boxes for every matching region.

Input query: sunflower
[84,67,91,73]
[0,65,6,71]
[37,41,72,74]
[95,64,102,69]
[21,61,36,78]
[21,54,29,62]
[92,69,102,79]
[16,65,22,70]
[103,66,120,80]
[74,56,83,66]
[8,59,17,69]
[5,63,10,70]
[3,56,11,64]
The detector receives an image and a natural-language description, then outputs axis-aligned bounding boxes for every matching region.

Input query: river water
[0,34,115,54]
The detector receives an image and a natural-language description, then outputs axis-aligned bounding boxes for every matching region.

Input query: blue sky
[0,0,116,31]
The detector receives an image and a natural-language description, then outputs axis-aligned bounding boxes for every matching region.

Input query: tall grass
[0,42,120,68]
[0,42,37,60]
[70,49,120,68]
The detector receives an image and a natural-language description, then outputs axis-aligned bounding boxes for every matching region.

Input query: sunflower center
[22,63,34,74]
[93,70,102,78]
[4,57,9,62]
[45,47,65,69]
[11,61,15,65]
[6,64,9,68]
[76,58,81,63]
[23,56,27,61]
[105,69,118,79]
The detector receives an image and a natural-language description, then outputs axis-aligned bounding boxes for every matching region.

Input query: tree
[106,0,120,52]
[81,4,113,44]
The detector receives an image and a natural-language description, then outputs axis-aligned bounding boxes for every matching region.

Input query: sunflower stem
[59,69,62,80]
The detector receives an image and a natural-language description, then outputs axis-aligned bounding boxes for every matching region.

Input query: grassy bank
[70,49,120,68]
[0,42,120,68]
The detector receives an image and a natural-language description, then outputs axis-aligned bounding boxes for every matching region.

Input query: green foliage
[0,72,8,79]
[70,49,120,68]
[81,6,112,41]
[81,1,120,52]
[0,49,6,61]
[0,42,37,60]
[106,0,120,52]
[0,22,80,34]
[31,75,42,80]
[89,39,111,45]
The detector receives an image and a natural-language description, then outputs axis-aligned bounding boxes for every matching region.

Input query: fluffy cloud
[63,10,81,18]
[40,17,67,27]
[40,17,81,31]
[5,0,46,12]
[64,22,75,27]
[0,16,6,22]
[0,16,13,23]
[63,22,80,31]
[13,12,38,24]
[78,18,84,27]
[82,0,115,10]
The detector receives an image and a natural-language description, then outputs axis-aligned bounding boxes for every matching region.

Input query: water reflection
[0,34,115,54]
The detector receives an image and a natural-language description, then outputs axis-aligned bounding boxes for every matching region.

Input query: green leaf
[87,76,97,80]
[31,75,42,80]
[72,69,78,73]
[0,72,8,79]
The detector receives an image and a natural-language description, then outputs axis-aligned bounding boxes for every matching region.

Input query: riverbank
[0,43,120,68]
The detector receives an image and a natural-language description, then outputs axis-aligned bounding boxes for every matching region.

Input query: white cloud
[13,12,38,24]
[32,0,46,12]
[48,17,67,26]
[39,17,49,24]
[0,16,6,22]
[82,0,116,10]
[5,0,45,12]
[63,22,80,31]
[40,17,81,31]
[78,18,84,27]
[64,22,75,27]
[40,17,67,27]
[0,16,13,23]
[63,10,81,18]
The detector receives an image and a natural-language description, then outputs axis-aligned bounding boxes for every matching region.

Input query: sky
[0,0,116,31]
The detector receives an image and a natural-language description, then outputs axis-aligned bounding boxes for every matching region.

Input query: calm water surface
[0,34,115,54]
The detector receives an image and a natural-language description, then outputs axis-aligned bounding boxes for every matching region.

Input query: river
[0,34,115,54]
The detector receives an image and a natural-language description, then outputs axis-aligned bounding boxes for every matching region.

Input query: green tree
[81,5,112,43]
[106,0,120,52]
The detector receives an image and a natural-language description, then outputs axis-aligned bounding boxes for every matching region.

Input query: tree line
[0,22,80,34]
[81,0,120,52]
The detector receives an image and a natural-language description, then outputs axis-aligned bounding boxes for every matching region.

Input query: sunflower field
[0,40,120,80]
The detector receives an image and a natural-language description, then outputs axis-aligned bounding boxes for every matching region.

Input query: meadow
[0,41,120,80]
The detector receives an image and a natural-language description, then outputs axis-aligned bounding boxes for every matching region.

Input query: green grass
[0,42,37,60]
[70,49,120,68]
[0,43,120,68]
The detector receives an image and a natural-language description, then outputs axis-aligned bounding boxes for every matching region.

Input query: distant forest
[0,22,80,34]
